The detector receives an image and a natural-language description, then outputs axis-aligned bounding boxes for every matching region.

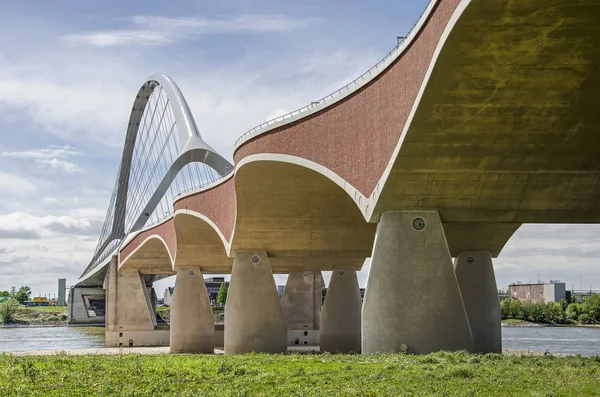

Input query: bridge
[69,0,600,355]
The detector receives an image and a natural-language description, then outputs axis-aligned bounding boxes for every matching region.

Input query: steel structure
[78,73,232,284]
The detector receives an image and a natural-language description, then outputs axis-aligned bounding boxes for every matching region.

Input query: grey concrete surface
[362,210,474,354]
[454,251,502,353]
[170,267,214,353]
[68,286,105,326]
[320,267,362,353]
[105,258,168,347]
[224,251,287,354]
[282,270,324,330]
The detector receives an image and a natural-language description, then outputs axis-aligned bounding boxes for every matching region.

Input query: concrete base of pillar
[362,211,474,354]
[170,267,214,353]
[454,251,502,353]
[282,270,324,332]
[106,329,170,347]
[320,267,361,353]
[287,329,319,346]
[224,251,286,354]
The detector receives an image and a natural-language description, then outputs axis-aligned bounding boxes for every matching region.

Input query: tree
[216,282,228,305]
[581,294,600,323]
[0,291,9,297]
[566,303,582,322]
[0,299,21,323]
[11,286,31,304]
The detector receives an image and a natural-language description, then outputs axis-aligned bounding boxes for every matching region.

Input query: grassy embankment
[0,351,599,396]
[2,306,68,326]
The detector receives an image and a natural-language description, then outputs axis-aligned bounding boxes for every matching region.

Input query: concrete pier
[105,257,169,347]
[224,251,286,354]
[282,270,323,346]
[362,211,474,354]
[454,251,502,353]
[170,266,214,353]
[320,267,362,353]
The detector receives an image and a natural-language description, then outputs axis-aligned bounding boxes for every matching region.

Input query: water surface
[0,327,104,353]
[1,326,599,356]
[502,326,600,356]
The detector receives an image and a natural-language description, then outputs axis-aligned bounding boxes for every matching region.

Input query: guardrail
[234,0,437,149]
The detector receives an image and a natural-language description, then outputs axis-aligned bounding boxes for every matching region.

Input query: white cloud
[1,146,82,173]
[63,15,316,47]
[0,172,36,196]
[0,211,104,239]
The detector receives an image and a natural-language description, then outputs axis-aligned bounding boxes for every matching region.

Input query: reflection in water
[0,327,104,352]
[1,326,599,356]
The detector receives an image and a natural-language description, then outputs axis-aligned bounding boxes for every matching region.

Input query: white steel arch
[79,73,232,284]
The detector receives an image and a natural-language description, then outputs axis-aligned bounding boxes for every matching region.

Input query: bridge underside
[377,0,600,228]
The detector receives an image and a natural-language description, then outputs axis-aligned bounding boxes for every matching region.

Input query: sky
[0,0,598,298]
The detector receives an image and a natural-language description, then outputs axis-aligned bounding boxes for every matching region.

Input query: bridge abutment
[224,251,287,354]
[282,270,323,346]
[320,266,362,353]
[105,257,169,347]
[362,210,474,354]
[170,266,214,353]
[454,251,502,353]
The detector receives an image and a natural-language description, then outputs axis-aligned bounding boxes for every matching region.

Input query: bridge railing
[233,0,437,148]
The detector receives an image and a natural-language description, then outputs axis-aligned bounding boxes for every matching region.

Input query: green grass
[27,306,68,313]
[502,318,529,324]
[0,352,599,396]
[10,307,68,324]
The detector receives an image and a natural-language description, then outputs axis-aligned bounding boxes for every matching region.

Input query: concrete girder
[232,160,376,268]
[375,0,600,224]
[172,212,232,273]
[119,236,174,273]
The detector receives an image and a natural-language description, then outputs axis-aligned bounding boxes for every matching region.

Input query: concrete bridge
[70,0,600,355]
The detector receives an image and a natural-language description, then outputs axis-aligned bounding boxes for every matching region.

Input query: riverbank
[1,351,598,396]
[0,306,68,328]
[502,319,600,328]
[0,321,66,328]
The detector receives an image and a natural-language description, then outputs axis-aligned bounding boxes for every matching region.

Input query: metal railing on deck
[234,0,437,148]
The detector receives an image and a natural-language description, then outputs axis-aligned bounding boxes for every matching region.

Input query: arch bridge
[70,0,600,355]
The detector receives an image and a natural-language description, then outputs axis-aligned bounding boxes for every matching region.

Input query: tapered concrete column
[282,271,324,330]
[170,266,214,353]
[224,251,286,354]
[362,211,474,354]
[454,251,501,353]
[320,267,362,353]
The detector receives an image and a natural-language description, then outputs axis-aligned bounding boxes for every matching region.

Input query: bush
[0,299,21,323]
[566,303,582,321]
[500,298,512,319]
[582,295,600,322]
[578,313,594,324]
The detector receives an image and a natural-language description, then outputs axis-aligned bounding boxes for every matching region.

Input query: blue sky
[0,0,599,297]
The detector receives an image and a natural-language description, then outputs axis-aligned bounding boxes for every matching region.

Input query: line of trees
[500,294,600,324]
[0,286,32,304]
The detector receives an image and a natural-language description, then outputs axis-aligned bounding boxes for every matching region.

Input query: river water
[0,326,599,355]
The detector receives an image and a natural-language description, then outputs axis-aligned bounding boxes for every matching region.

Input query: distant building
[164,277,229,306]
[58,278,67,306]
[508,282,566,303]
